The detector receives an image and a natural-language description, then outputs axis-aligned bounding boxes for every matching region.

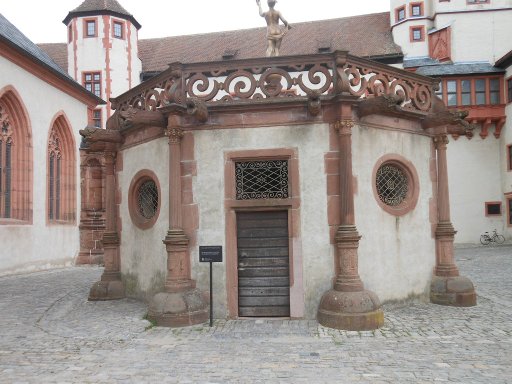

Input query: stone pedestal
[147,125,208,327]
[76,210,105,265]
[88,151,125,301]
[318,225,384,330]
[430,136,476,307]
[147,231,208,327]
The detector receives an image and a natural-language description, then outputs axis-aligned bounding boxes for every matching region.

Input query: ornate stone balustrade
[111,51,436,115]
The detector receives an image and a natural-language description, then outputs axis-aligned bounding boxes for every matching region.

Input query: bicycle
[480,229,505,245]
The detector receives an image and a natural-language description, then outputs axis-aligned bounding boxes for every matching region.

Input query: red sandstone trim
[484,201,502,217]
[372,153,420,217]
[72,19,79,81]
[127,21,133,89]
[102,15,112,119]
[429,141,439,238]
[128,169,161,230]
[0,85,33,224]
[505,194,512,227]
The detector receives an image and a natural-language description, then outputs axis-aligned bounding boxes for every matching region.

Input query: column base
[317,289,384,331]
[76,250,104,265]
[88,279,125,301]
[430,275,476,307]
[147,288,208,327]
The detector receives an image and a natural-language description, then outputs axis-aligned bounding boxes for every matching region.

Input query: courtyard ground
[0,244,510,383]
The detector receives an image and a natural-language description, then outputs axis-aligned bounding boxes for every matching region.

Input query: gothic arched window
[0,106,12,218]
[47,115,76,223]
[0,89,32,223]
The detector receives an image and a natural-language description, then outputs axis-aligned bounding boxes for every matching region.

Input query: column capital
[333,119,355,135]
[433,134,449,150]
[165,127,184,144]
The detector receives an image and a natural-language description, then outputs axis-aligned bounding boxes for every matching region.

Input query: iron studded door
[237,211,290,317]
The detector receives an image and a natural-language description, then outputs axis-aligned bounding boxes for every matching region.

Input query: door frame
[224,148,304,319]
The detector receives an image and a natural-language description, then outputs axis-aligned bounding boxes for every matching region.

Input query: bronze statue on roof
[256,0,291,57]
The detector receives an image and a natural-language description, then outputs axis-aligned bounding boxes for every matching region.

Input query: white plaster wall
[447,135,503,243]
[0,55,90,275]
[193,125,333,319]
[392,21,432,59]
[501,66,512,239]
[109,20,142,97]
[435,10,512,63]
[353,122,436,302]
[118,138,169,298]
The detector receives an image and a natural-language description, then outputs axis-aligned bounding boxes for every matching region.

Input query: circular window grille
[137,180,158,219]
[376,164,409,207]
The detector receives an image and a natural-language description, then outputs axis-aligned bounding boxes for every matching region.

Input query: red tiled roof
[138,12,401,73]
[37,43,68,73]
[41,12,401,75]
[63,0,140,29]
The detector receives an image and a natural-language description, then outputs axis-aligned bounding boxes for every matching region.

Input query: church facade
[1,0,510,328]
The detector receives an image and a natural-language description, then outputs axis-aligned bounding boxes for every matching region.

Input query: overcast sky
[0,0,389,43]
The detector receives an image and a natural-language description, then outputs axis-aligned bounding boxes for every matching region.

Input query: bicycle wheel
[480,235,491,245]
[496,235,505,244]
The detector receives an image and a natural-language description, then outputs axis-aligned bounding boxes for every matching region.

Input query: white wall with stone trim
[0,55,91,275]
[118,138,169,298]
[192,124,332,319]
[352,119,436,302]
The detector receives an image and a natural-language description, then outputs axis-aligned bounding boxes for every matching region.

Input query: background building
[0,0,510,318]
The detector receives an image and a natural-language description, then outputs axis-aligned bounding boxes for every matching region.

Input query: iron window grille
[376,164,409,207]
[137,180,159,219]
[235,160,289,200]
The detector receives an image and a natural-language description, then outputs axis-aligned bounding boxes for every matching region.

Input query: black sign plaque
[199,246,223,263]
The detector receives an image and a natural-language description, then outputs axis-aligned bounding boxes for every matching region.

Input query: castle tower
[63,0,142,128]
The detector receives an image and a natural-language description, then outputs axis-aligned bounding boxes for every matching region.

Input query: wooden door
[236,211,290,317]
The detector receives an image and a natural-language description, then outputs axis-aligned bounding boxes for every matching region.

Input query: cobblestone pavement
[0,245,511,383]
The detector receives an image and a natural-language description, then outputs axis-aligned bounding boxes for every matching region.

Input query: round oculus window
[372,155,420,217]
[128,170,161,229]
[376,164,409,207]
[137,180,158,219]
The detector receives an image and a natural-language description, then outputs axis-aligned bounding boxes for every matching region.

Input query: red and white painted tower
[63,0,142,128]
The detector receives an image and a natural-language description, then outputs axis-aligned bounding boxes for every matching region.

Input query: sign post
[199,246,223,327]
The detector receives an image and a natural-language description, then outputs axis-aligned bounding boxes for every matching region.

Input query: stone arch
[0,86,33,223]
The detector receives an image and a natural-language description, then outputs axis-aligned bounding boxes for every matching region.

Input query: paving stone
[0,246,511,383]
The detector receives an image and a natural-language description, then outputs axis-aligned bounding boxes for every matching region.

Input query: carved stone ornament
[422,97,473,137]
[0,103,13,143]
[110,53,436,116]
[48,129,62,158]
[165,127,184,144]
[333,119,355,134]
[79,126,123,145]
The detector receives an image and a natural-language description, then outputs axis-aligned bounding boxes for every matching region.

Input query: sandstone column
[317,119,384,330]
[147,122,208,327]
[430,135,476,306]
[89,150,125,300]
